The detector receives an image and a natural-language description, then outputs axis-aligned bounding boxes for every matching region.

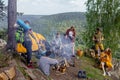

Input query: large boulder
[111,58,120,79]
[0,39,7,49]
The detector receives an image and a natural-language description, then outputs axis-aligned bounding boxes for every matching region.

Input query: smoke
[49,34,75,61]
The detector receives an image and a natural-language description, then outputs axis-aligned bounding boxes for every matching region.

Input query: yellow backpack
[16,32,46,53]
[16,43,27,53]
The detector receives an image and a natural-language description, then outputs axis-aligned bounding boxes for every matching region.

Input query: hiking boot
[27,64,34,69]
[107,72,111,76]
[30,62,37,64]
[103,72,106,76]
[30,62,33,64]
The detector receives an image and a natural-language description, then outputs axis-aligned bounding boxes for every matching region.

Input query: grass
[79,56,112,80]
[75,44,86,51]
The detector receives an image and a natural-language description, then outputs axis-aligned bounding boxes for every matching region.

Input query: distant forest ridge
[18,12,86,39]
[0,12,86,39]
[19,12,86,23]
[41,12,86,21]
[0,12,86,28]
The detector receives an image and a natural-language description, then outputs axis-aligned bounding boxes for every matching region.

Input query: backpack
[15,27,24,43]
[78,70,87,78]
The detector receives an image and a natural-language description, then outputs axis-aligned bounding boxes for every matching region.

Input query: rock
[0,39,7,49]
[111,58,120,79]
[25,70,37,80]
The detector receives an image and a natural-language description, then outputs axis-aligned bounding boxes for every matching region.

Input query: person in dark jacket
[15,20,34,68]
[23,20,33,68]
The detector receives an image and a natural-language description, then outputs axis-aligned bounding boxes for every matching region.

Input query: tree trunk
[7,0,17,50]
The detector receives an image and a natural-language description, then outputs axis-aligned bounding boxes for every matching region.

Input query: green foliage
[0,28,7,40]
[84,0,120,58]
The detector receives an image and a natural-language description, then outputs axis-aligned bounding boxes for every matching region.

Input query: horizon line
[22,11,86,15]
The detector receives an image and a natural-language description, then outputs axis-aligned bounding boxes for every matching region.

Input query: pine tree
[7,0,17,50]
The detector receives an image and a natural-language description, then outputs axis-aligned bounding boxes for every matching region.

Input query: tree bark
[7,0,17,50]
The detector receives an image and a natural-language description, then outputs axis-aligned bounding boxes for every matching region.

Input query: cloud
[69,0,87,12]
[3,0,87,15]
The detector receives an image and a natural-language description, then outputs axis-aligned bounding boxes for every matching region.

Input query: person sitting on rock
[100,48,113,76]
[38,51,59,76]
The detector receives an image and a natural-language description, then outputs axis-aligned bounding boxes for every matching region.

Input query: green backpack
[15,27,24,43]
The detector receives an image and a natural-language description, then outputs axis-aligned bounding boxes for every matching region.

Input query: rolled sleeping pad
[17,19,31,32]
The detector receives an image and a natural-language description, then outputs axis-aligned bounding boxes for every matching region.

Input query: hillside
[17,12,86,25]
[41,12,86,24]
[17,12,86,38]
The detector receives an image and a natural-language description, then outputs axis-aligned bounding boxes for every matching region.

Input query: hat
[96,28,101,31]
[46,51,51,56]
[24,20,30,24]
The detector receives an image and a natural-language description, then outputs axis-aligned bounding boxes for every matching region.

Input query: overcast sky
[4,0,87,15]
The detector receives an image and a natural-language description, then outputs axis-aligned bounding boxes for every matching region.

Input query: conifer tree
[7,0,17,50]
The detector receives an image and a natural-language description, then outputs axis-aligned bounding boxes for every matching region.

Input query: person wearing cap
[15,20,34,68]
[93,28,104,57]
[22,20,33,68]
